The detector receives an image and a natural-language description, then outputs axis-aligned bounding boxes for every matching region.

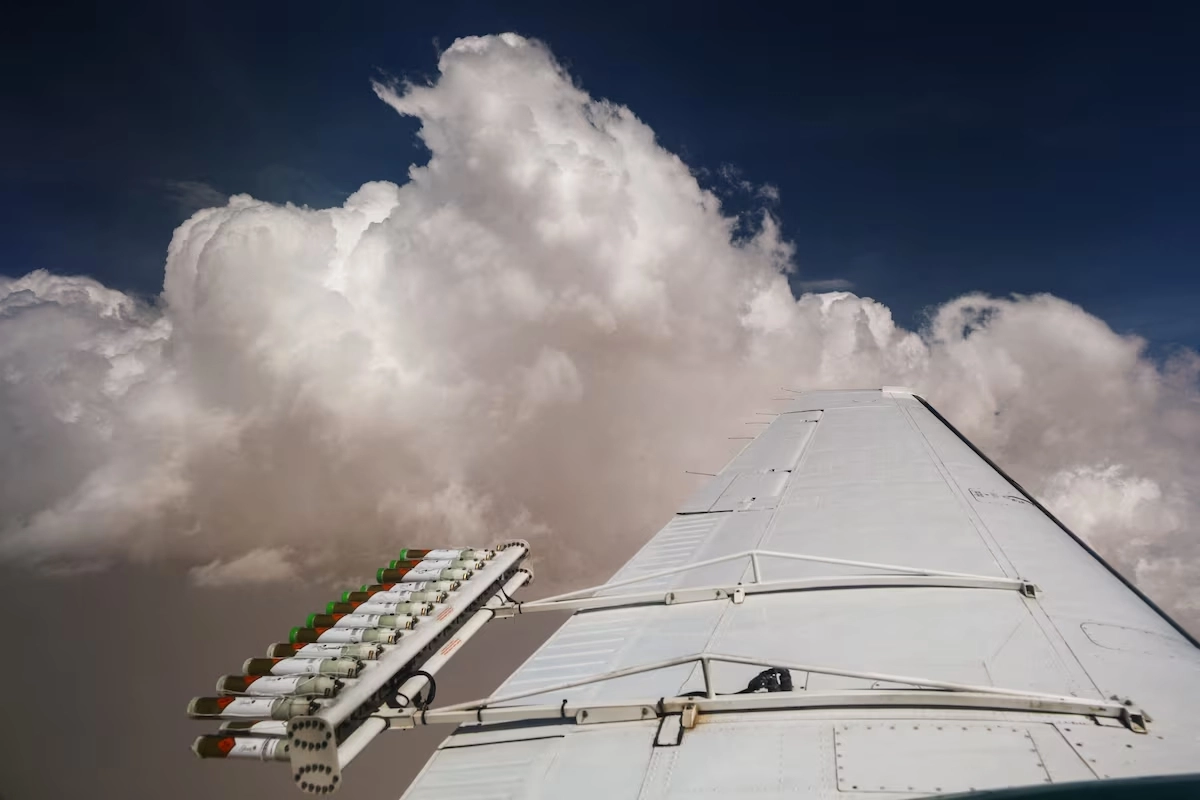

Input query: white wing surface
[400,389,1200,799]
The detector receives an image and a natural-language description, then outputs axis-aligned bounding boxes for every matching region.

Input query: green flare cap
[397,548,410,560]
[288,627,302,643]
[376,568,386,582]
[306,613,321,628]
[341,591,352,602]
[358,584,368,592]
[326,601,337,613]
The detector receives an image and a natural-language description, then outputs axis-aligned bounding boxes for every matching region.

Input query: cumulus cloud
[1,34,1197,627]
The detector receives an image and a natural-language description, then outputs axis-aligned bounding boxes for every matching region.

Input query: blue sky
[4,0,1198,348]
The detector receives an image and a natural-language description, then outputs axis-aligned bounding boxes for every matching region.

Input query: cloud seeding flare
[2,34,1198,628]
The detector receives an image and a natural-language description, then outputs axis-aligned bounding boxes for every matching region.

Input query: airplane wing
[397,388,1200,798]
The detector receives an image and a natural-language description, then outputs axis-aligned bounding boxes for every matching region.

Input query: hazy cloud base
[1,34,1197,628]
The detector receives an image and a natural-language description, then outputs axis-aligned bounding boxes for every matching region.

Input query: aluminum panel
[494,601,728,704]
[402,736,557,800]
[402,389,1200,799]
[677,472,736,514]
[709,470,791,512]
[707,589,1085,696]
[671,509,772,589]
[640,719,835,800]
[834,723,1049,793]
[404,724,656,800]
[768,404,1008,578]
[1054,719,1200,779]
[537,724,656,797]
[600,513,725,595]
[896,396,1200,735]
[724,412,819,473]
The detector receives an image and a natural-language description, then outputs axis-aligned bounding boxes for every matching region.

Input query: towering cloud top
[1,34,1197,628]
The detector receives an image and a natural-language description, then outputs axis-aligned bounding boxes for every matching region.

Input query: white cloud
[189,547,300,587]
[1,35,1198,629]
[162,180,228,215]
[517,347,584,423]
[795,277,856,293]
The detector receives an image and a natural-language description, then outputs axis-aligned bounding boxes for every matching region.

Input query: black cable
[494,586,522,614]
[413,670,437,708]
[736,667,793,694]
[386,670,437,710]
[673,667,795,700]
